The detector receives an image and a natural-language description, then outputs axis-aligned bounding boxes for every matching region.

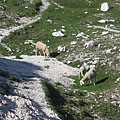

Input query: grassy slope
[41,80,120,120]
[0,0,120,56]
[0,0,120,119]
[0,0,41,28]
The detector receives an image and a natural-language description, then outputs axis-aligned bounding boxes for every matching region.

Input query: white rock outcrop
[76,32,85,37]
[98,19,107,23]
[52,31,64,37]
[102,31,109,35]
[57,45,67,52]
[70,41,77,45]
[85,41,94,48]
[101,2,109,12]
[106,49,112,54]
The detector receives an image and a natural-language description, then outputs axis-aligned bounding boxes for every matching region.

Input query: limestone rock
[101,2,109,12]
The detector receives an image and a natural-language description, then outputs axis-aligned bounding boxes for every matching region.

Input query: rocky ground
[0,0,50,42]
[0,0,66,119]
[0,0,120,119]
[0,55,79,120]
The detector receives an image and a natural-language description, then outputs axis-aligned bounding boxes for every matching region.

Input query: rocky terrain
[0,55,79,120]
[0,0,120,119]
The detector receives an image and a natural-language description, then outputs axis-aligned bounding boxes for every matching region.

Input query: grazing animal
[35,41,50,57]
[79,66,86,79]
[80,68,96,85]
[79,65,90,79]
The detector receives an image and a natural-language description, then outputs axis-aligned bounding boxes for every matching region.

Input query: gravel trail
[0,56,79,119]
[0,0,50,42]
[0,0,78,119]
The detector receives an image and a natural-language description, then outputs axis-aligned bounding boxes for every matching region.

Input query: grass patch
[41,80,94,120]
[41,80,120,120]
[72,64,120,92]
[0,0,42,28]
[41,80,73,120]
[16,55,23,59]
[23,86,29,89]
[44,65,50,69]
[0,83,10,95]
[1,0,119,57]
[68,60,81,68]
[0,69,21,82]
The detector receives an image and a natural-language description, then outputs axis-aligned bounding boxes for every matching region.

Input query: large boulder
[101,2,109,12]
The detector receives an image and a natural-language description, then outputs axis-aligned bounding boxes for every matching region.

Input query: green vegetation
[0,0,120,60]
[0,0,120,119]
[0,0,42,28]
[41,80,120,120]
[72,65,120,91]
[41,80,93,120]
[15,55,23,59]
[23,86,29,89]
[0,70,20,82]
[44,65,50,69]
[0,83,10,95]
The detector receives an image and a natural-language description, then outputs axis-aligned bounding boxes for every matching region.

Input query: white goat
[79,65,90,79]
[79,66,86,79]
[80,68,96,85]
[35,41,50,57]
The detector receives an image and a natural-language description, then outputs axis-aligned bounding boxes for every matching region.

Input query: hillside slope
[0,55,79,119]
[0,0,120,119]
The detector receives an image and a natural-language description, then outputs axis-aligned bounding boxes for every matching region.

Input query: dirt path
[0,0,79,119]
[0,0,50,42]
[0,56,79,119]
[0,0,68,119]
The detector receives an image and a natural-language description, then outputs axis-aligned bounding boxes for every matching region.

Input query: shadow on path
[0,57,60,120]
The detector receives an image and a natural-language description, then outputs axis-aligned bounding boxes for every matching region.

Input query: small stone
[102,31,109,35]
[67,61,72,64]
[111,101,118,106]
[98,19,107,23]
[76,32,85,37]
[70,41,77,45]
[85,40,94,48]
[113,46,117,50]
[52,31,64,37]
[106,49,112,54]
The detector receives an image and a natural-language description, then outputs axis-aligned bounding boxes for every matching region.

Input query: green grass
[0,0,120,119]
[0,0,120,59]
[15,55,23,59]
[0,0,120,56]
[41,80,94,120]
[41,80,120,120]
[0,0,119,101]
[71,64,120,92]
[23,86,29,89]
[0,0,42,28]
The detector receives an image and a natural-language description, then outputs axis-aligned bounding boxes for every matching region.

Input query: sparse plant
[44,65,49,69]
[23,86,29,89]
[0,70,20,82]
[16,55,23,59]
[0,83,10,94]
